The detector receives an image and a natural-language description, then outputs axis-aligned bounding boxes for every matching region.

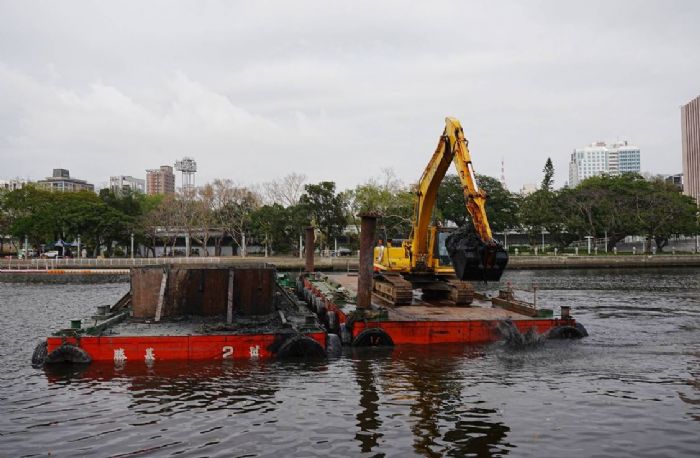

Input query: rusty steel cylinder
[305,226,315,272]
[357,213,378,309]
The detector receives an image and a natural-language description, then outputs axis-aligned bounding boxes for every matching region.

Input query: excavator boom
[410,117,508,281]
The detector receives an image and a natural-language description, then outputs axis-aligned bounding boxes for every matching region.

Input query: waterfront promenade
[3,254,700,273]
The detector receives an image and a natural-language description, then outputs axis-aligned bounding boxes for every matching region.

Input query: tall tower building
[681,95,700,205]
[146,165,175,195]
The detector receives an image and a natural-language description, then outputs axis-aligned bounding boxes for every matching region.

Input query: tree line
[0,161,697,256]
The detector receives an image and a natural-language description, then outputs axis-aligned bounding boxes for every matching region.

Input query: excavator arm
[410,117,507,281]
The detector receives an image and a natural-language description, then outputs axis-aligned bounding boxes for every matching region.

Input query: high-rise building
[110,175,145,194]
[681,95,700,205]
[568,141,641,187]
[37,169,94,192]
[146,165,175,195]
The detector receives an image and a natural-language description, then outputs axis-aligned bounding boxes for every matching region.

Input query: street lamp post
[585,235,594,255]
[604,230,608,253]
[130,233,134,259]
[541,229,545,252]
[77,235,81,259]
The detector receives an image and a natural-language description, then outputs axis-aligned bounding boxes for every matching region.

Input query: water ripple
[1,269,699,456]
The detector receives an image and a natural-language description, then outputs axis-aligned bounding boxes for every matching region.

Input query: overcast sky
[1,0,698,192]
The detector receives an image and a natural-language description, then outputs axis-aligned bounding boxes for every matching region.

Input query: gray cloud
[1,0,698,191]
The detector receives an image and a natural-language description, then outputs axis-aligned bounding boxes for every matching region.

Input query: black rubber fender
[31,340,48,368]
[326,310,339,334]
[45,343,92,364]
[575,322,589,337]
[547,325,587,339]
[340,324,353,346]
[351,327,394,347]
[326,333,342,357]
[275,335,326,359]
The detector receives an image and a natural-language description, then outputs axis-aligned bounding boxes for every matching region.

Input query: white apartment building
[569,141,641,187]
[110,175,146,194]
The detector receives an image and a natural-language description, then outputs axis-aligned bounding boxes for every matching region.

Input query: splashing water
[496,319,547,349]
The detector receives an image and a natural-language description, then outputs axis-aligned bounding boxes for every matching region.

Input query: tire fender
[547,325,586,339]
[45,343,92,364]
[275,334,326,359]
[340,324,353,346]
[326,310,339,334]
[326,333,342,357]
[31,340,48,368]
[351,327,394,347]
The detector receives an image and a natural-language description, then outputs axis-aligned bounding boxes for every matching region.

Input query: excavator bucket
[446,227,509,282]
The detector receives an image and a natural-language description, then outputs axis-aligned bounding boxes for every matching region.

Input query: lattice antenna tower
[500,157,507,189]
[174,157,197,195]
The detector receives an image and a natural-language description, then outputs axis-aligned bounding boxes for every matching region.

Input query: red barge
[33,264,327,366]
[298,272,587,348]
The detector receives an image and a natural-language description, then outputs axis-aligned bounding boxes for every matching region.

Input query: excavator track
[446,278,475,306]
[373,274,413,306]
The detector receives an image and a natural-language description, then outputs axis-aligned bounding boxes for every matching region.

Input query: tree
[250,203,308,255]
[557,174,646,248]
[636,178,698,252]
[477,175,521,233]
[137,194,164,257]
[141,194,181,256]
[519,158,578,248]
[436,173,520,233]
[261,173,307,207]
[436,174,467,226]
[531,173,698,252]
[299,181,346,250]
[212,179,261,255]
[0,189,8,253]
[345,169,415,241]
[61,194,128,257]
[4,186,60,249]
[98,188,143,255]
[541,157,554,191]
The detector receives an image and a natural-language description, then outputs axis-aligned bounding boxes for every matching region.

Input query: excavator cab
[445,225,509,282]
[433,228,454,267]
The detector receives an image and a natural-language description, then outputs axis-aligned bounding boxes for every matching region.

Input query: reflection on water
[1,268,699,457]
[353,354,384,453]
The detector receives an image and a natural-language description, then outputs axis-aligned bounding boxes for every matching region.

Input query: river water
[0,268,698,457]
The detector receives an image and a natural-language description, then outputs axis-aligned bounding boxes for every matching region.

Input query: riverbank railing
[0,255,361,271]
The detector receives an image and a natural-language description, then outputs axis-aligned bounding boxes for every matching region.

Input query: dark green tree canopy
[436,173,520,233]
[299,181,347,248]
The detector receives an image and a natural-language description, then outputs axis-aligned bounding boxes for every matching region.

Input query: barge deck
[299,273,585,346]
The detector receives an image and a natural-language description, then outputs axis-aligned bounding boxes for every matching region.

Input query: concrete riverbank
[2,254,699,282]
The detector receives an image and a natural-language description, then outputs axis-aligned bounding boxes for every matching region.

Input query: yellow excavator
[373,117,509,306]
